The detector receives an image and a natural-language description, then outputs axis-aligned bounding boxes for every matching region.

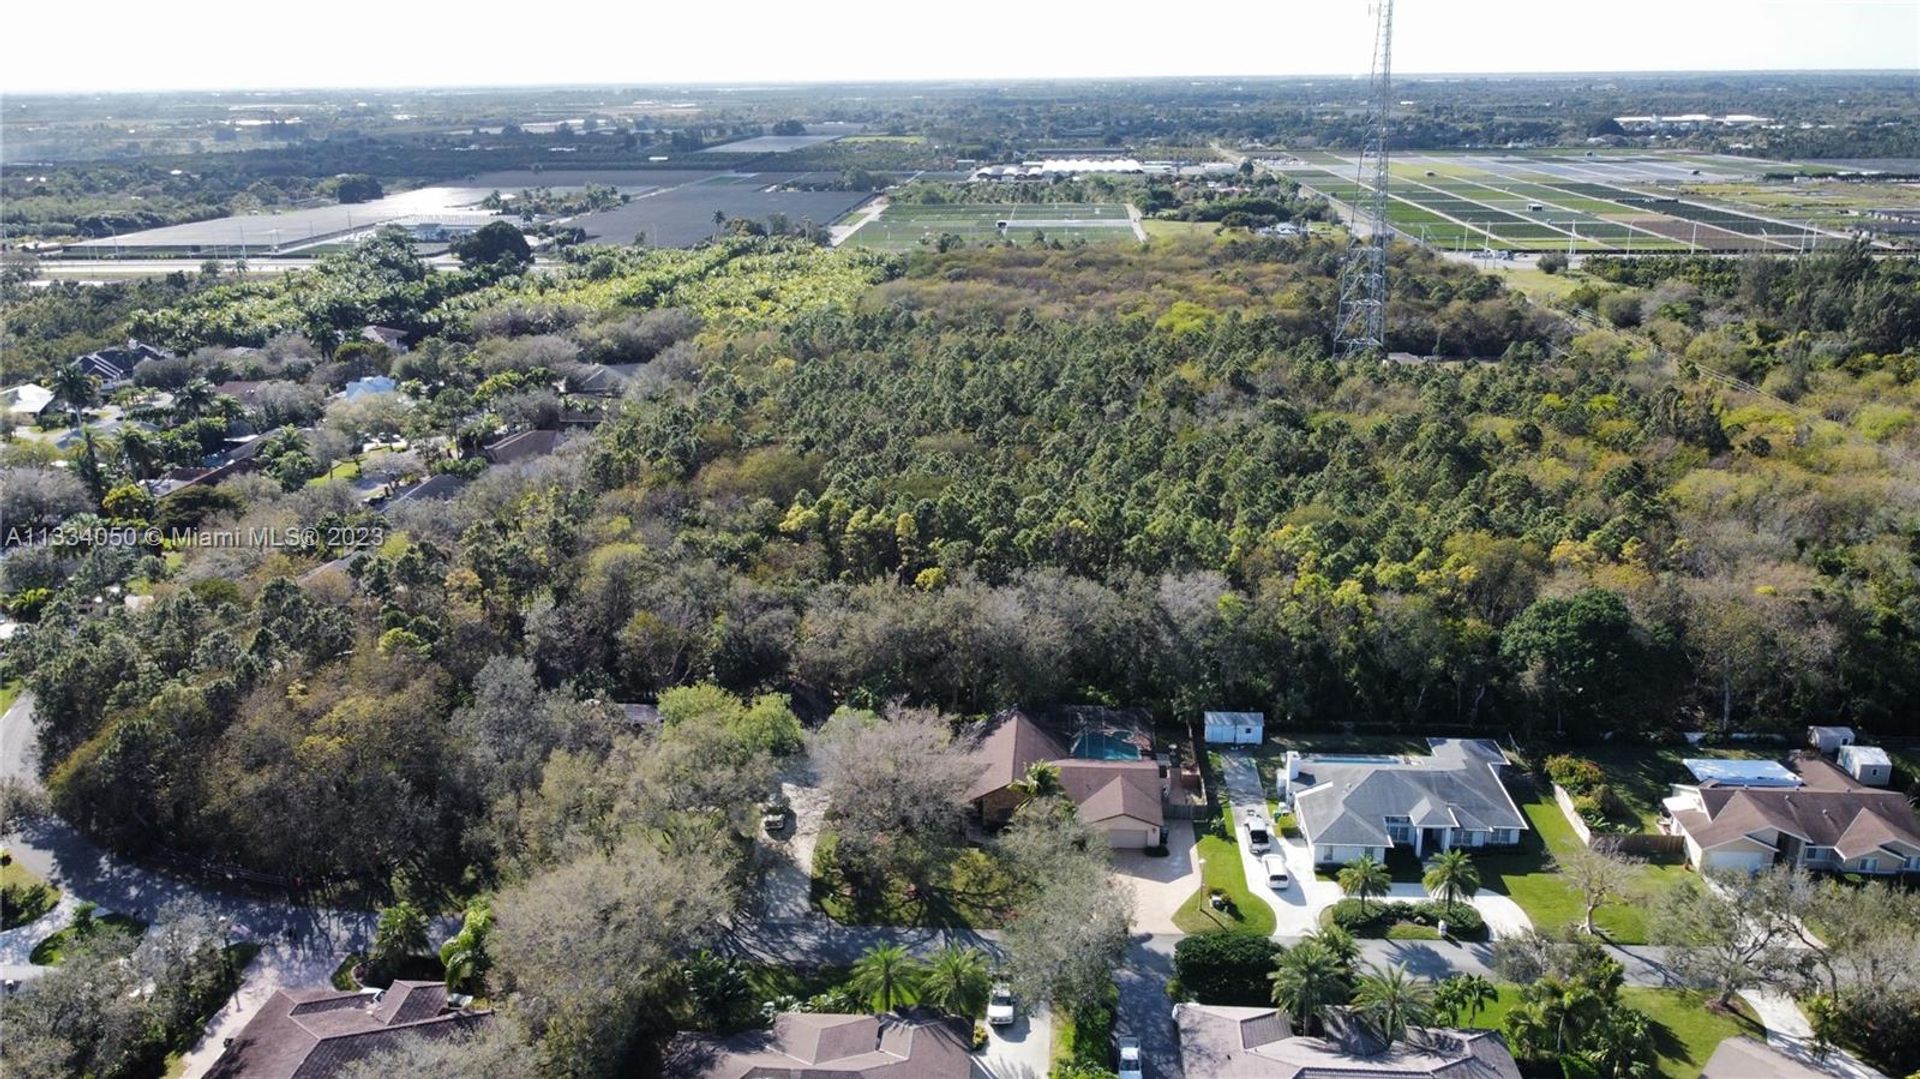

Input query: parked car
[1117,1037,1143,1079]
[988,984,1017,1026]
[1243,812,1272,853]
[1262,853,1291,889]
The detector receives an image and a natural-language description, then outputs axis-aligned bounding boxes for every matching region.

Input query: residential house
[1173,1003,1522,1079]
[1205,711,1265,745]
[662,1009,971,1079]
[966,709,1167,849]
[1662,754,1920,876]
[339,375,398,400]
[385,474,469,506]
[2,383,55,418]
[75,340,172,386]
[482,428,563,465]
[1280,739,1528,867]
[208,981,490,1079]
[360,325,410,352]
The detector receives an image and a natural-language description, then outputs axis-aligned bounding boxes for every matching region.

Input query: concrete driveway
[754,757,828,922]
[1112,822,1199,934]
[975,1003,1052,1079]
[1219,753,1340,935]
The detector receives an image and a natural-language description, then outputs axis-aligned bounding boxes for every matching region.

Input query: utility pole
[1334,0,1394,361]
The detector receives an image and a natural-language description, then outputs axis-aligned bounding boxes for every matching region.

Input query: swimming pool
[1308,753,1404,764]
[1072,731,1144,761]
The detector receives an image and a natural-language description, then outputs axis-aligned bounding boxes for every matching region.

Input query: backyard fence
[1550,785,1687,858]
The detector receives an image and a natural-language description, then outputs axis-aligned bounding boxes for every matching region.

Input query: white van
[1262,854,1292,889]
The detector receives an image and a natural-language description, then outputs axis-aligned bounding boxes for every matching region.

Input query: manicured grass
[1141,219,1219,240]
[812,833,1018,929]
[1,859,60,930]
[1473,798,1688,944]
[30,912,148,965]
[845,202,1136,252]
[1464,985,1758,1079]
[1172,810,1277,936]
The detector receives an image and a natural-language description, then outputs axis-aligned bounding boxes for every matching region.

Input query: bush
[1328,898,1486,940]
[1546,754,1608,795]
[1538,251,1569,274]
[1174,933,1283,1005]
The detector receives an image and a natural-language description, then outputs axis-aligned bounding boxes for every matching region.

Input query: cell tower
[1334,0,1395,360]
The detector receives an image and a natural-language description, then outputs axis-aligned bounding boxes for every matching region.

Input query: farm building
[1808,725,1856,754]
[1204,711,1265,745]
[1838,744,1893,787]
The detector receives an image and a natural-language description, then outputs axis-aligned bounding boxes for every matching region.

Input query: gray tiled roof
[1293,740,1526,850]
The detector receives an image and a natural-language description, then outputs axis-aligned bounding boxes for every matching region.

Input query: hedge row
[1326,898,1487,940]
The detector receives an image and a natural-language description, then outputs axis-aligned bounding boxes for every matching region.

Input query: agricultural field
[1279,150,1863,254]
[842,201,1139,251]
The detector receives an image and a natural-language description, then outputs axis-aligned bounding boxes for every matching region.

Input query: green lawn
[1577,744,1771,830]
[812,834,1018,929]
[1173,809,1276,936]
[1473,798,1689,944]
[1467,986,1758,1079]
[0,679,21,715]
[30,912,148,965]
[1,860,60,930]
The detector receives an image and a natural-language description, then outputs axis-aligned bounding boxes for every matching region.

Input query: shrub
[1546,754,1608,795]
[1174,933,1283,1005]
[1328,898,1487,940]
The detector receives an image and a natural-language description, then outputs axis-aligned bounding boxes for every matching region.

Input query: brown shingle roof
[207,982,489,1079]
[964,710,1068,803]
[1685,782,1920,858]
[663,1010,971,1079]
[1174,1004,1522,1079]
[1059,760,1164,828]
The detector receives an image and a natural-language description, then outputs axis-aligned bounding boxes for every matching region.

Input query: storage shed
[1838,744,1893,787]
[1807,726,1856,755]
[1203,711,1265,745]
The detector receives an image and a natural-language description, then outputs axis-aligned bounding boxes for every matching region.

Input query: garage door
[1107,828,1149,850]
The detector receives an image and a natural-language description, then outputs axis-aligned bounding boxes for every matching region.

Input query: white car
[1243,811,1272,854]
[1262,853,1291,889]
[988,983,1016,1026]
[1117,1037,1143,1079]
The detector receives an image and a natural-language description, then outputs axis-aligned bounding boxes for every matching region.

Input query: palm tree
[173,378,217,421]
[1338,855,1392,915]
[916,945,991,1019]
[1307,925,1361,974]
[118,428,162,481]
[848,943,922,1011]
[1351,963,1436,1045]
[50,362,97,426]
[1422,849,1481,911]
[1012,760,1064,805]
[1434,973,1498,1026]
[1268,941,1352,1034]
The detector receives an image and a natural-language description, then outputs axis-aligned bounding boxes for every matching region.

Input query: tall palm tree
[1307,925,1361,975]
[1268,941,1352,1034]
[50,362,97,426]
[1422,849,1481,911]
[1434,973,1498,1026]
[916,945,990,1019]
[848,943,923,1012]
[173,379,217,421]
[118,428,163,481]
[1351,963,1436,1045]
[1338,855,1392,915]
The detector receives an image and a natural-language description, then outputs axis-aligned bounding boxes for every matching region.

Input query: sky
[2,0,1916,93]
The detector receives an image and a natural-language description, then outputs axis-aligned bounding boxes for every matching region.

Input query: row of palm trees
[1267,926,1498,1045]
[847,942,995,1018]
[1336,848,1482,914]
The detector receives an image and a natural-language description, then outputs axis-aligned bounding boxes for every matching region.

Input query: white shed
[1838,744,1893,787]
[1807,726,1856,755]
[1204,711,1265,745]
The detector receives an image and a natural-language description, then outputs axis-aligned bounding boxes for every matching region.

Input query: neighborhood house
[1172,1002,1522,1078]
[1663,754,1920,876]
[1280,739,1527,867]
[208,981,490,1079]
[663,1009,971,1078]
[967,708,1168,849]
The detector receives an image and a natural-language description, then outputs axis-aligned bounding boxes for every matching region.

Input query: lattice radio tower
[1334,0,1395,360]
